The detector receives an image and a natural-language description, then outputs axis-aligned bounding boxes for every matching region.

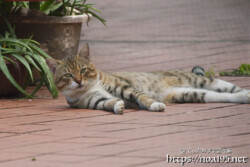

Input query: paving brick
[0,0,249,166]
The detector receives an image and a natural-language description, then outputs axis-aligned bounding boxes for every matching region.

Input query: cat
[46,43,250,114]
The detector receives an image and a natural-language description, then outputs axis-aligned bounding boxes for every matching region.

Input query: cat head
[46,43,98,93]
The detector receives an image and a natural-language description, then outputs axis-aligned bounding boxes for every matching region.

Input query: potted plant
[0,0,106,60]
[0,19,58,98]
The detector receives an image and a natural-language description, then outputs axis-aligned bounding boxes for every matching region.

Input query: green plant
[205,67,215,78]
[0,0,106,25]
[0,19,58,98]
[220,64,250,77]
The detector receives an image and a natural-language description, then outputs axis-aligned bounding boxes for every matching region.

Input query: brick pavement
[0,0,250,166]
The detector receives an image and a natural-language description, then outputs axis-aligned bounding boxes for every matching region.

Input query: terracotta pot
[0,14,89,60]
[0,61,28,97]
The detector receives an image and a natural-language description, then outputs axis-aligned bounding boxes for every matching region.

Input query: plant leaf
[3,17,17,38]
[25,54,41,72]
[11,54,34,82]
[0,38,33,52]
[2,50,28,55]
[31,75,45,96]
[81,4,102,13]
[27,42,51,59]
[49,2,63,14]
[28,53,58,98]
[40,0,56,14]
[85,10,107,26]
[22,38,40,46]
[3,55,17,66]
[0,51,32,98]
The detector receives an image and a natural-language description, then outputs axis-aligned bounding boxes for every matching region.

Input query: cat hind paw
[114,101,125,114]
[237,91,250,103]
[149,102,166,112]
[247,92,250,104]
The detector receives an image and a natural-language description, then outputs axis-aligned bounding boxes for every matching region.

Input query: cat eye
[64,73,73,78]
[80,68,87,74]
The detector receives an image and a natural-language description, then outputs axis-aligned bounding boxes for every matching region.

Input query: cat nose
[75,79,82,85]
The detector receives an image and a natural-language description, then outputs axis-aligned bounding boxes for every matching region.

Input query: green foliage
[220,64,250,76]
[0,0,106,25]
[205,67,215,78]
[0,19,58,98]
[238,64,250,74]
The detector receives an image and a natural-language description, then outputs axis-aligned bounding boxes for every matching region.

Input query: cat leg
[202,78,247,93]
[69,88,125,114]
[87,90,124,114]
[190,67,247,93]
[174,71,246,93]
[191,75,247,93]
[164,87,250,104]
[189,67,246,93]
[117,86,166,112]
[91,97,125,114]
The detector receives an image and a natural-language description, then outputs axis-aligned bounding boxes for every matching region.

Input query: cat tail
[192,66,205,76]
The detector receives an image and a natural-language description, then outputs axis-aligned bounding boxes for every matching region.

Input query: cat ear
[46,58,61,74]
[78,43,90,61]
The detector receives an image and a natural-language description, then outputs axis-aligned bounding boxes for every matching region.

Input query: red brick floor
[0,0,250,166]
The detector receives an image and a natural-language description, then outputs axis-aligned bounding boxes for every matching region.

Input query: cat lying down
[46,43,250,114]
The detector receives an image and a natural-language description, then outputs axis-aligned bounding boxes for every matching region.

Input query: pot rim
[1,14,92,24]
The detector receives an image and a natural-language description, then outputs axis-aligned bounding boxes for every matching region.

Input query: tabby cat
[46,43,250,114]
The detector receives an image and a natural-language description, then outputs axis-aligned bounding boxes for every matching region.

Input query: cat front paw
[149,102,166,112]
[114,101,125,114]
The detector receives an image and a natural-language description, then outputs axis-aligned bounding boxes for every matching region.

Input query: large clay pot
[0,14,89,60]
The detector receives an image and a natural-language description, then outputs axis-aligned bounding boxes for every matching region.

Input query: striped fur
[46,44,250,114]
